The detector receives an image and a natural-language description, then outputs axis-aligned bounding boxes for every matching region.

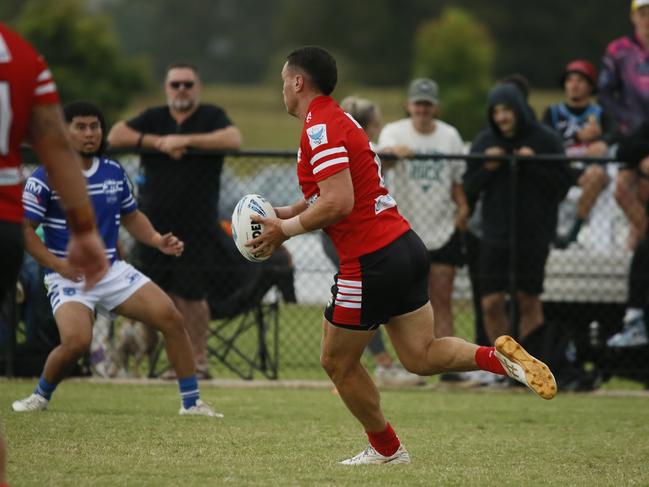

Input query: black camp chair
[149,225,295,380]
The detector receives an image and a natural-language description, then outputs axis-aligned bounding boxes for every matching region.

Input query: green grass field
[147,301,483,381]
[1,380,648,486]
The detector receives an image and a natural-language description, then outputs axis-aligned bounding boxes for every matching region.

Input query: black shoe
[554,234,573,250]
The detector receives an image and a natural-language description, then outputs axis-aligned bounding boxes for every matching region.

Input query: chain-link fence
[3,149,649,388]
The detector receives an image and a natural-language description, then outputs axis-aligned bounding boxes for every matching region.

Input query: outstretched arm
[121,210,183,256]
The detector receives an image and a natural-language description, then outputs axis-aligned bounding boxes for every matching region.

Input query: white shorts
[44,260,150,315]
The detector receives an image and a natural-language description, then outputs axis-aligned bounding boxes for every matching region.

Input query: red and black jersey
[296,96,410,269]
[0,23,59,223]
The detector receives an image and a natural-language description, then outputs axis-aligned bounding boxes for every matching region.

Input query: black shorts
[0,221,24,302]
[325,230,430,331]
[428,230,465,267]
[478,239,550,296]
[136,229,225,301]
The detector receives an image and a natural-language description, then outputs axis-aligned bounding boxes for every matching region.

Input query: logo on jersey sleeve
[306,124,328,149]
[25,179,45,195]
[375,194,397,214]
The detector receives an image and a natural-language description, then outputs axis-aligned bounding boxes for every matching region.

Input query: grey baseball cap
[407,78,439,104]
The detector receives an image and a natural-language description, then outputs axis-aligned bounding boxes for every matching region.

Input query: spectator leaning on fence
[0,24,111,487]
[108,62,242,379]
[599,0,649,249]
[377,79,469,371]
[248,45,558,466]
[542,60,614,248]
[465,83,571,346]
[12,101,222,418]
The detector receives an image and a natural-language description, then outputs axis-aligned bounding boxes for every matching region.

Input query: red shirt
[297,96,410,267]
[0,23,59,223]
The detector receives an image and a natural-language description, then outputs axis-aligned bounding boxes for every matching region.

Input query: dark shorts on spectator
[428,230,466,268]
[478,239,551,296]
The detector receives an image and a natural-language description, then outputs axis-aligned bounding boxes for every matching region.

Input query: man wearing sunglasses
[108,62,242,379]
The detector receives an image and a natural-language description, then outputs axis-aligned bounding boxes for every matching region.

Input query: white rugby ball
[231,194,276,262]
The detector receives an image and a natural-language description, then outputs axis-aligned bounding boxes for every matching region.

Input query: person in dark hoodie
[465,83,571,345]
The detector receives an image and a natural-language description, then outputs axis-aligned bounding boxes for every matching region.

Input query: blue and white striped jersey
[22,156,137,273]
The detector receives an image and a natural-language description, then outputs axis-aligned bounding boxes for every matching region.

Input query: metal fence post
[508,154,518,338]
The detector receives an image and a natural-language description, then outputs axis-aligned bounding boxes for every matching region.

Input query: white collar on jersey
[82,157,100,178]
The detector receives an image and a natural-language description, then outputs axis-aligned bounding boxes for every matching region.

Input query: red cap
[561,60,597,92]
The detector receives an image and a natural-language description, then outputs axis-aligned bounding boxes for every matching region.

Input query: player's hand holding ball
[231,194,284,262]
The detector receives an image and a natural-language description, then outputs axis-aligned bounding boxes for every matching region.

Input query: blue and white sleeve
[22,170,51,223]
[120,168,138,215]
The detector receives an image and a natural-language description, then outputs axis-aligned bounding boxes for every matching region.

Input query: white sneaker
[12,393,49,412]
[607,317,649,347]
[340,444,411,465]
[494,335,557,400]
[374,364,425,387]
[179,399,224,418]
[461,370,505,387]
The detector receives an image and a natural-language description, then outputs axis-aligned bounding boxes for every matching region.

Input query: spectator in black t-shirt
[108,62,242,379]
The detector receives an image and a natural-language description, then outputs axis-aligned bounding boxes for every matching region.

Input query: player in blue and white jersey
[12,101,221,417]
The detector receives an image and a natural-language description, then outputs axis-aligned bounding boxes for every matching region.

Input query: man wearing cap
[543,60,616,248]
[378,79,468,379]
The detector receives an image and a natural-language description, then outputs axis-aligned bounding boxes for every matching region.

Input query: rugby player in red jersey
[249,46,557,465]
[0,23,108,486]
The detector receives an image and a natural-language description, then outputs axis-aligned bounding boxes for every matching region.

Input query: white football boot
[340,444,411,465]
[179,399,224,418]
[494,335,557,400]
[12,393,49,412]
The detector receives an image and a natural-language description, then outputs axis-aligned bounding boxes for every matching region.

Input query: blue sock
[35,376,57,401]
[178,375,200,409]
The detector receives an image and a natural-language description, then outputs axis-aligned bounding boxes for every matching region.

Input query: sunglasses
[169,81,195,90]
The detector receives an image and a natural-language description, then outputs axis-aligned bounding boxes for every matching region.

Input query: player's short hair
[286,46,337,95]
[165,61,200,77]
[340,96,377,131]
[63,101,107,155]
